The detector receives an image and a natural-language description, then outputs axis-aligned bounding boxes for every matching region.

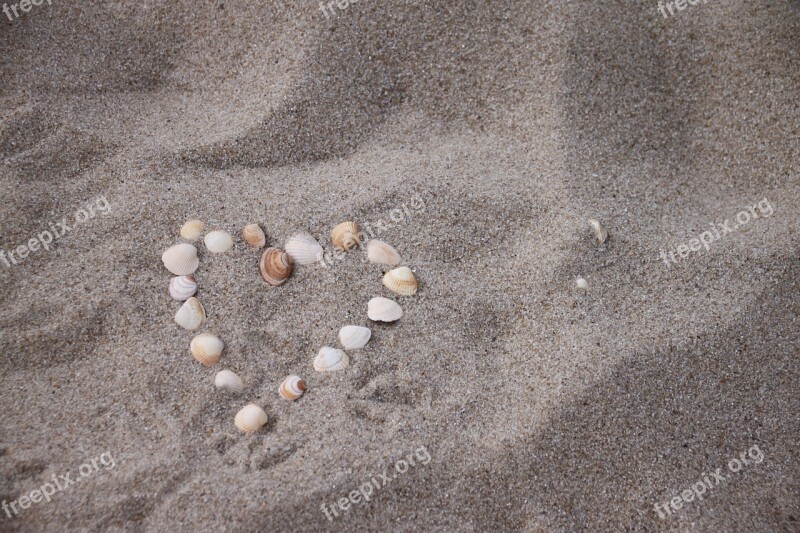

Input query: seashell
[366,239,401,266]
[314,347,350,372]
[204,230,234,254]
[331,221,361,251]
[175,297,206,330]
[190,332,224,366]
[588,219,608,244]
[367,297,403,322]
[180,220,204,242]
[259,247,293,286]
[214,370,244,393]
[243,224,266,248]
[338,325,371,350]
[575,277,588,290]
[279,375,306,400]
[162,243,199,275]
[285,233,324,265]
[169,275,197,301]
[234,404,268,433]
[382,266,418,296]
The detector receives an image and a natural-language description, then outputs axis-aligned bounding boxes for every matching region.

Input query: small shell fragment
[314,347,350,372]
[169,275,197,301]
[576,277,588,290]
[162,243,200,275]
[234,404,268,433]
[338,325,371,350]
[175,297,206,330]
[285,233,324,265]
[259,247,293,286]
[366,239,401,267]
[367,297,403,322]
[588,219,608,244]
[215,370,243,393]
[279,375,306,400]
[205,230,234,254]
[190,332,224,366]
[243,224,266,248]
[331,221,361,251]
[180,220,204,242]
[382,266,418,296]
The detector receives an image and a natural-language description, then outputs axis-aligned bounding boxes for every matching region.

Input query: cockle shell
[285,233,324,265]
[576,277,588,290]
[338,325,371,350]
[367,297,403,322]
[180,220,204,242]
[243,224,266,248]
[366,239,401,266]
[204,230,234,254]
[234,404,268,433]
[331,221,361,251]
[382,266,418,296]
[259,247,293,286]
[169,275,197,301]
[162,243,199,275]
[314,347,350,372]
[175,297,206,330]
[190,332,224,366]
[588,219,608,244]
[215,370,243,393]
[279,375,306,400]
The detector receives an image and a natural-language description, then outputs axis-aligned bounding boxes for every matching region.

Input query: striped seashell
[175,297,206,330]
[162,243,199,275]
[285,233,324,265]
[204,230,234,254]
[367,297,402,322]
[169,275,197,301]
[180,220,204,242]
[338,325,371,350]
[382,266,418,296]
[314,347,350,372]
[259,247,293,286]
[279,375,306,400]
[243,224,266,248]
[331,221,361,251]
[234,404,268,433]
[366,239,401,266]
[190,333,224,366]
[588,219,608,244]
[214,370,243,393]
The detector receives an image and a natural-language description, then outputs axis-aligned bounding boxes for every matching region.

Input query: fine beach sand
[1,1,799,530]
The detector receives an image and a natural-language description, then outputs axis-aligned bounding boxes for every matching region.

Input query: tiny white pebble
[576,277,588,289]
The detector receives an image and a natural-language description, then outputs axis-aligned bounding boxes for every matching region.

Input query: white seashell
[588,219,608,244]
[285,233,324,265]
[279,375,306,400]
[382,266,418,296]
[576,277,588,290]
[243,224,266,248]
[175,297,206,330]
[180,220,204,242]
[314,347,350,372]
[162,243,199,275]
[169,275,197,301]
[338,325,371,350]
[367,297,403,322]
[204,230,234,254]
[234,404,268,433]
[214,370,243,393]
[366,239,401,266]
[190,332,224,366]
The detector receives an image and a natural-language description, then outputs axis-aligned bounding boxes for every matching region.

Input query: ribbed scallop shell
[331,221,361,251]
[314,347,350,372]
[367,297,403,322]
[162,243,199,275]
[259,247,293,286]
[279,375,306,400]
[285,233,324,265]
[169,275,197,301]
[175,297,206,330]
[204,230,234,254]
[338,325,371,350]
[214,370,243,393]
[382,266,418,296]
[243,224,266,248]
[366,239,401,266]
[588,219,608,244]
[190,332,224,366]
[180,220,204,242]
[234,404,268,433]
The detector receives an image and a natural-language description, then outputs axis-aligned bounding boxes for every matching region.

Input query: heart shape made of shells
[162,220,418,434]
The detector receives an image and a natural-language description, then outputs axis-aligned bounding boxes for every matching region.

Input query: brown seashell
[259,247,293,286]
[243,224,266,248]
[331,221,361,251]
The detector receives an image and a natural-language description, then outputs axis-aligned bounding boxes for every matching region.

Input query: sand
[1,0,798,531]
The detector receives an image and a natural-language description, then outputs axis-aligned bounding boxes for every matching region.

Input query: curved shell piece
[314,347,350,372]
[338,325,371,350]
[366,239,401,267]
[215,370,243,393]
[234,404,268,433]
[588,219,608,244]
[575,277,588,290]
[259,247,293,286]
[331,221,361,251]
[367,297,403,322]
[169,275,197,301]
[285,233,324,265]
[180,220,204,242]
[204,230,234,254]
[162,243,200,275]
[243,224,266,248]
[190,332,224,366]
[175,297,206,330]
[279,375,306,400]
[382,266,418,296]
